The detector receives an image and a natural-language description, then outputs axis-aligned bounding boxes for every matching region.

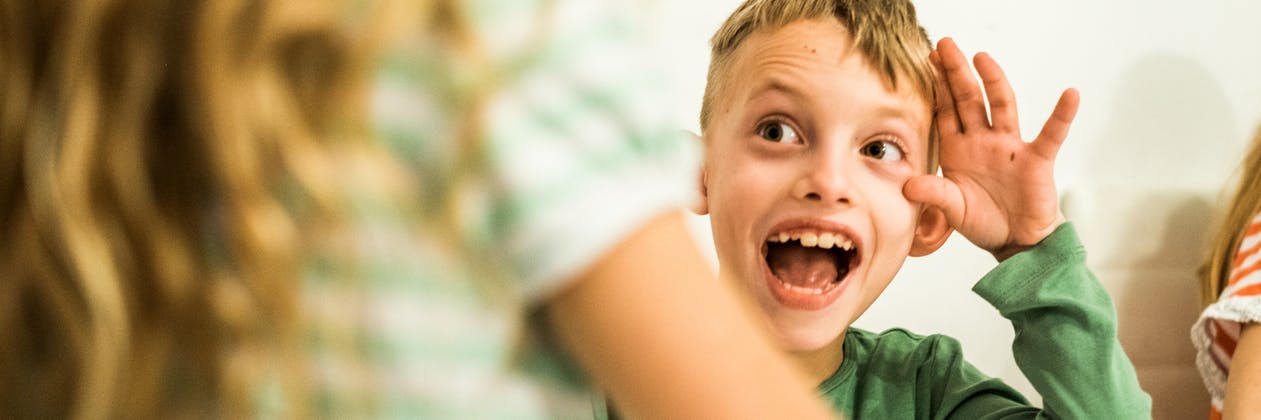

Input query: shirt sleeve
[477,0,698,304]
[372,0,698,306]
[1192,213,1261,411]
[359,0,697,416]
[956,223,1152,419]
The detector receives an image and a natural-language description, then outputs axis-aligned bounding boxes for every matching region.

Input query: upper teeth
[768,231,853,250]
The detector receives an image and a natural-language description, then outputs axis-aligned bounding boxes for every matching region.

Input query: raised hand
[903,37,1079,262]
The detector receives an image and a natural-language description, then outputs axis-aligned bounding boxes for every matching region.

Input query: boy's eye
[757,121,800,144]
[860,140,904,161]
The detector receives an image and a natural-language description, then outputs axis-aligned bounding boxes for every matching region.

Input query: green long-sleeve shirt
[822,224,1151,418]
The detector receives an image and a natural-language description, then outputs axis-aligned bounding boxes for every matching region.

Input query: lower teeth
[782,280,827,295]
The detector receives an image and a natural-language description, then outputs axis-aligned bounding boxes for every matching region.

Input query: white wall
[646,2,1261,418]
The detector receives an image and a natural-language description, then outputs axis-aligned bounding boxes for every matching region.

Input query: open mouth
[762,229,860,310]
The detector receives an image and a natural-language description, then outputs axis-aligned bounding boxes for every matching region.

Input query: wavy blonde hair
[0,0,398,417]
[1203,126,1261,306]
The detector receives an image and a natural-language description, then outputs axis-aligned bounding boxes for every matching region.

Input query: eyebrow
[746,78,807,104]
[870,103,916,121]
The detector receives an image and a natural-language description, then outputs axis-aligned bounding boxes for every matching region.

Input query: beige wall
[646,1,1261,418]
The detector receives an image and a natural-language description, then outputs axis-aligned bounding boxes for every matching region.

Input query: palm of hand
[937,128,1064,256]
[905,38,1078,261]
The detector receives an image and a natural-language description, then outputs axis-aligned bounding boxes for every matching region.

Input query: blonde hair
[701,0,939,170]
[0,0,546,416]
[1203,126,1261,306]
[0,0,377,417]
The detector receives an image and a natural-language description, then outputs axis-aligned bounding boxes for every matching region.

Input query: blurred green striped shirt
[295,0,696,418]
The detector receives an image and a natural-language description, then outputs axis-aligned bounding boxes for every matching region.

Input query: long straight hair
[1204,126,1261,306]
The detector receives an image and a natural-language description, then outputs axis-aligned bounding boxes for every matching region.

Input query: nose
[791,152,852,205]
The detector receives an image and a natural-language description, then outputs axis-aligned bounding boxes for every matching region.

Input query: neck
[789,331,847,385]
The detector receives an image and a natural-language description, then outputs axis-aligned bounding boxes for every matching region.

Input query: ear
[691,168,710,215]
[688,131,710,215]
[908,205,952,257]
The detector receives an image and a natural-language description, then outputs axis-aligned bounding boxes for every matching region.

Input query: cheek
[709,175,761,241]
[710,156,779,209]
[866,177,920,245]
[707,159,785,253]
[705,164,756,241]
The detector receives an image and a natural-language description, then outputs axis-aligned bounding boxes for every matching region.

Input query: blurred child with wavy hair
[0,0,834,418]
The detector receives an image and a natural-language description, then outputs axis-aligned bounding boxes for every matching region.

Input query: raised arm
[907,38,1150,418]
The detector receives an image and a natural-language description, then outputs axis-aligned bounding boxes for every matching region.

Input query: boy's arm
[914,225,1151,419]
[960,223,1151,418]
[904,38,1150,418]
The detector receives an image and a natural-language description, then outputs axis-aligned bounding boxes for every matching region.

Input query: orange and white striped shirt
[1193,212,1261,419]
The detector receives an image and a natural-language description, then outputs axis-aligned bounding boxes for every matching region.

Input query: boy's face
[700,17,942,351]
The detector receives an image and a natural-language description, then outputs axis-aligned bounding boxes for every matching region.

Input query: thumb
[903,175,966,227]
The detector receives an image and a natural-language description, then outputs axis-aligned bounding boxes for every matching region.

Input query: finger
[936,38,989,132]
[930,50,961,137]
[1031,88,1080,160]
[973,52,1018,133]
[903,175,966,228]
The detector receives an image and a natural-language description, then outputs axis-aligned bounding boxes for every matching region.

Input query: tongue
[767,244,838,288]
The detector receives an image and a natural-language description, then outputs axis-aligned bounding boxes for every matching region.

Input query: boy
[693,0,1152,417]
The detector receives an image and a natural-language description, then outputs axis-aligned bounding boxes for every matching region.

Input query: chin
[765,310,851,352]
